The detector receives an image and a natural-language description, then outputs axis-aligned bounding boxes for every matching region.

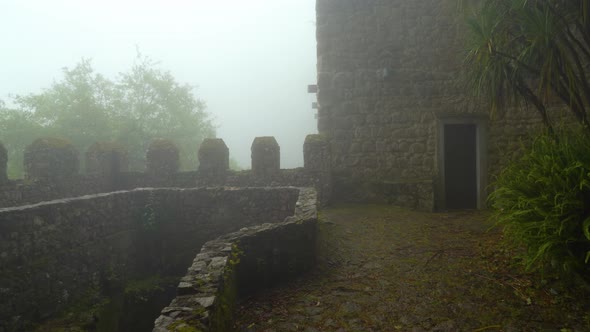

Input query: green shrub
[490,128,590,282]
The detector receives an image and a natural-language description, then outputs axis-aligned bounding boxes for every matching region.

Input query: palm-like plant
[464,0,590,132]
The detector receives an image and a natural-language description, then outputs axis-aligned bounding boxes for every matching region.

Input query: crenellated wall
[0,186,304,331]
[0,134,327,330]
[0,135,332,208]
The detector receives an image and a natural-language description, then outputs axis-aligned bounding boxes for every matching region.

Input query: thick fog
[0,0,318,169]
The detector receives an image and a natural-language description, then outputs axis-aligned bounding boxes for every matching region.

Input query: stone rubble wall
[0,186,301,332]
[153,188,318,332]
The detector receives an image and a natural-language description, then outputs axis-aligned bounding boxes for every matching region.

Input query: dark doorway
[444,124,477,209]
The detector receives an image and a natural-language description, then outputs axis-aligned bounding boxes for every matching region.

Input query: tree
[1,54,215,174]
[463,0,590,133]
[14,59,115,154]
[113,55,214,169]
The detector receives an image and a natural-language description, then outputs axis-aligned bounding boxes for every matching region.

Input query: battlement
[0,136,327,330]
[0,135,332,208]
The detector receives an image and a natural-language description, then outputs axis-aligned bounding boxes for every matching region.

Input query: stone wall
[153,188,318,331]
[0,186,301,331]
[0,135,332,208]
[315,0,555,209]
[0,175,115,209]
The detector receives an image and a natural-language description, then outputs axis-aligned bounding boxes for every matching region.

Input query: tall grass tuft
[490,128,590,282]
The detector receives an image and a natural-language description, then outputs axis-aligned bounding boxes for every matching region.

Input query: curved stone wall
[153,188,318,331]
[0,186,302,331]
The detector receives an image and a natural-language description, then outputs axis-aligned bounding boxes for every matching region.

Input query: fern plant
[490,128,590,282]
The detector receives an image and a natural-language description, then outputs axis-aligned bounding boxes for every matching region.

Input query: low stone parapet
[153,188,318,331]
[0,186,302,331]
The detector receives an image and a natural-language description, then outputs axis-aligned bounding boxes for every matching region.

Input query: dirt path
[233,204,589,331]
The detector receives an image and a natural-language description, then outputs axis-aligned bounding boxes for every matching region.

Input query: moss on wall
[210,243,242,331]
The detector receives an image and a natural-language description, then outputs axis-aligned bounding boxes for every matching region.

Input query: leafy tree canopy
[463,0,590,133]
[0,54,215,178]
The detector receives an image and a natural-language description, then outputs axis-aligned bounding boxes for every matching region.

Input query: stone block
[85,141,128,176]
[24,137,79,181]
[198,138,229,175]
[304,134,331,173]
[0,141,7,183]
[146,139,179,177]
[251,137,280,176]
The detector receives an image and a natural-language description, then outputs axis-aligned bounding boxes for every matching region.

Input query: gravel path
[233,204,589,331]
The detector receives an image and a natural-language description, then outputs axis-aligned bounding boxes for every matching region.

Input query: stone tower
[315,0,546,210]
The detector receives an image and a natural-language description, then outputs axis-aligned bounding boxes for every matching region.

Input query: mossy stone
[24,137,79,180]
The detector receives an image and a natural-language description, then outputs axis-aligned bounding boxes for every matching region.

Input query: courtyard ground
[233,204,590,331]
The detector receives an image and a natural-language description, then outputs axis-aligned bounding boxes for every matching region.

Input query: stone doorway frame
[435,115,488,210]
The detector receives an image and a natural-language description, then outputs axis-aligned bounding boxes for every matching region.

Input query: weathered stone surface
[0,137,332,210]
[303,135,332,206]
[251,136,280,176]
[315,0,549,210]
[23,137,79,181]
[198,138,229,175]
[0,186,302,331]
[146,139,180,176]
[153,188,318,332]
[304,134,330,173]
[0,141,7,183]
[85,141,128,176]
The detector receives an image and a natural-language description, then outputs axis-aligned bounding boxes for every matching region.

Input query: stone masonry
[153,188,317,331]
[0,186,302,331]
[0,136,332,208]
[315,0,551,210]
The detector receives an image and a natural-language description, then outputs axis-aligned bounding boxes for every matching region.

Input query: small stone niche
[198,138,229,175]
[146,139,180,177]
[86,141,128,176]
[251,136,280,176]
[24,137,79,181]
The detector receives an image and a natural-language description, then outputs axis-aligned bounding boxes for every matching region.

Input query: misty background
[0,0,318,169]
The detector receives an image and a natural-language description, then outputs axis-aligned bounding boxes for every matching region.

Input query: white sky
[0,0,318,169]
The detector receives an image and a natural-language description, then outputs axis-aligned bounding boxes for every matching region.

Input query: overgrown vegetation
[463,0,590,132]
[463,0,590,288]
[490,128,590,283]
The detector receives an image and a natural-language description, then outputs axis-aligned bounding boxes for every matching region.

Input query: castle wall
[315,0,550,209]
[0,175,113,208]
[0,134,332,208]
[153,188,318,332]
[0,187,300,331]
